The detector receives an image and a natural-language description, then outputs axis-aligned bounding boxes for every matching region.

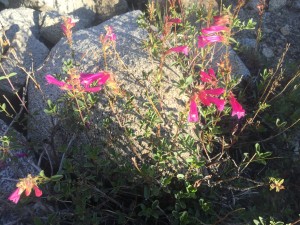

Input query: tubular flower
[229,93,245,119]
[166,45,189,56]
[61,17,76,35]
[198,88,225,111]
[46,72,110,93]
[198,35,223,48]
[213,15,231,26]
[167,17,182,24]
[201,25,229,35]
[200,68,217,85]
[103,26,116,42]
[188,97,199,122]
[8,174,42,204]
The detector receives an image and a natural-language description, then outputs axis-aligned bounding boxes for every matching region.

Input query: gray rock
[28,10,250,157]
[95,0,129,22]
[269,0,287,11]
[39,11,90,45]
[245,0,259,10]
[294,0,300,10]
[262,46,274,58]
[0,0,8,7]
[280,24,290,36]
[0,8,49,97]
[239,38,257,50]
[8,0,129,26]
[0,119,37,196]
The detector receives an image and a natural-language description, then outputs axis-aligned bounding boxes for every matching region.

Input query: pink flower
[200,68,217,84]
[166,45,189,56]
[46,72,110,93]
[61,17,76,36]
[80,72,110,87]
[168,18,182,24]
[8,188,22,204]
[198,35,223,48]
[188,98,199,122]
[103,26,116,42]
[229,94,245,119]
[45,75,71,88]
[206,96,225,111]
[198,88,225,111]
[33,186,43,197]
[213,15,230,26]
[8,174,43,204]
[201,25,228,35]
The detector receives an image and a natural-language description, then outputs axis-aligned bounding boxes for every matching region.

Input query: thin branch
[213,208,245,225]
[58,134,76,172]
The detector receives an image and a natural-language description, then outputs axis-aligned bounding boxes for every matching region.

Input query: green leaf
[144,185,150,200]
[0,72,17,80]
[179,211,188,224]
[185,75,193,85]
[39,170,47,178]
[33,217,44,225]
[50,174,63,181]
[152,200,159,208]
[177,174,185,180]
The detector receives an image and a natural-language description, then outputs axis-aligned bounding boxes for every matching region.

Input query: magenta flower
[188,98,199,122]
[229,94,245,119]
[104,26,116,42]
[200,68,217,84]
[166,45,189,56]
[8,174,43,204]
[46,72,110,93]
[201,25,228,35]
[8,188,22,204]
[61,17,76,36]
[198,88,225,111]
[168,18,182,24]
[45,75,72,90]
[213,15,230,26]
[80,72,110,87]
[198,35,223,48]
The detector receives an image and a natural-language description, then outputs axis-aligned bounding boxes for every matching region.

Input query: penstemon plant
[4,1,298,224]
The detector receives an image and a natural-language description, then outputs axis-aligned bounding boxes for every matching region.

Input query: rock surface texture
[8,0,129,24]
[0,8,49,97]
[226,0,300,70]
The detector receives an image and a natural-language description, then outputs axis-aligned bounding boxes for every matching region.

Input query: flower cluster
[198,16,230,48]
[46,72,110,93]
[8,174,42,204]
[188,68,245,122]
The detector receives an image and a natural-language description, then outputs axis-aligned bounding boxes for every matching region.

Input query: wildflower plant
[3,2,299,224]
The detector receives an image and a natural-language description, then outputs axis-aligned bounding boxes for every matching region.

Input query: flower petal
[8,188,22,204]
[166,46,189,56]
[201,25,228,35]
[188,99,199,122]
[229,95,245,119]
[204,88,224,96]
[34,186,43,197]
[45,75,66,87]
[206,96,225,111]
